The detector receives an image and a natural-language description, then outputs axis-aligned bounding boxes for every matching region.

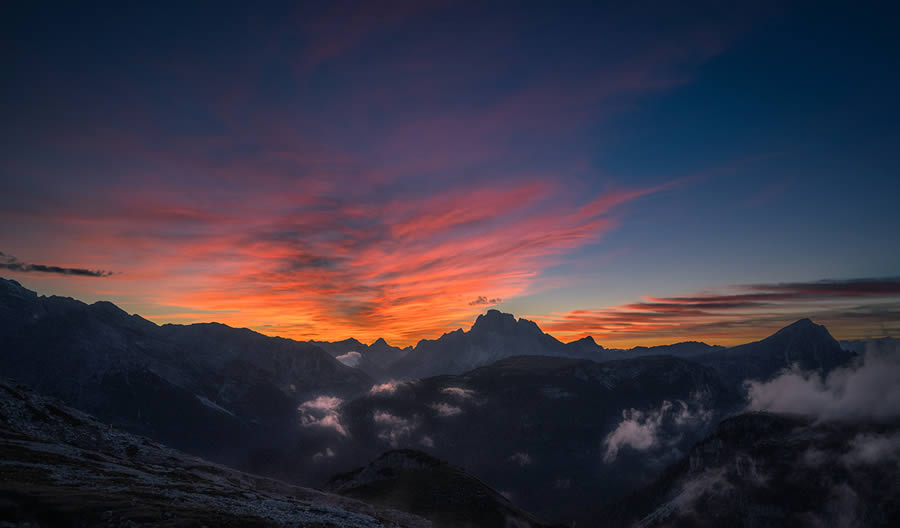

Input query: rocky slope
[326,450,559,528]
[0,377,429,527]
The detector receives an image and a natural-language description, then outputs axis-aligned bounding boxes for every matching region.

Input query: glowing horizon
[2,4,899,347]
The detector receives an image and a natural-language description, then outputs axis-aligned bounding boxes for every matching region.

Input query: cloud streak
[536,278,900,346]
[0,252,113,278]
[469,296,502,306]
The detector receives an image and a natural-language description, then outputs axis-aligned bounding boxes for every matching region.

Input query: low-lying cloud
[429,402,463,417]
[369,380,405,395]
[842,433,900,467]
[1,251,114,277]
[508,452,533,466]
[373,410,419,447]
[746,340,900,422]
[298,395,347,436]
[335,351,362,368]
[603,400,711,463]
[441,386,476,400]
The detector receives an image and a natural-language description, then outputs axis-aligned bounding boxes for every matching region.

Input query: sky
[2,2,899,347]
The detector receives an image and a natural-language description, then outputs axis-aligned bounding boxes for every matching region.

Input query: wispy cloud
[0,4,754,345]
[536,278,900,346]
[0,251,114,278]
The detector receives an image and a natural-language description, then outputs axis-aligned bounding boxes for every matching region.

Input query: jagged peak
[336,337,364,347]
[470,309,517,333]
[371,337,390,347]
[568,335,597,346]
[470,309,546,337]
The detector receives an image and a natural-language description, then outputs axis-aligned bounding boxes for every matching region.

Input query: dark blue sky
[2,2,898,345]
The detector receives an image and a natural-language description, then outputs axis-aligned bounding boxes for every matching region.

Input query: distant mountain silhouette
[311,337,410,381]
[327,449,560,528]
[388,309,729,379]
[695,318,853,386]
[628,341,724,358]
[600,412,900,527]
[0,277,372,482]
[389,309,584,378]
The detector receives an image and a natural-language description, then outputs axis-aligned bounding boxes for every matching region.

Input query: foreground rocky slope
[0,378,429,527]
[327,450,559,528]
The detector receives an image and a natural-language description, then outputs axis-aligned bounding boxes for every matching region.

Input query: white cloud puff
[374,411,419,447]
[298,396,347,436]
[369,380,404,395]
[603,400,710,463]
[336,351,362,368]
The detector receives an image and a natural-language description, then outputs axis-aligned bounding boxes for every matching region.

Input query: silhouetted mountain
[0,277,372,482]
[388,310,730,379]
[342,354,741,524]
[628,341,724,358]
[695,318,854,386]
[327,450,559,528]
[0,377,428,527]
[600,412,900,527]
[311,337,410,381]
[389,310,579,378]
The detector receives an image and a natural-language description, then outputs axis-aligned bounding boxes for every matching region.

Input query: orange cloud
[2,178,666,346]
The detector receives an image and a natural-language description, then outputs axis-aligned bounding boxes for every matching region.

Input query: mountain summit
[696,318,852,385]
[388,310,574,379]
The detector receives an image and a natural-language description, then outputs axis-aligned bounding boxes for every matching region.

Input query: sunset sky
[2,2,899,347]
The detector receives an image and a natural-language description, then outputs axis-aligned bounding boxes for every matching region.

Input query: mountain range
[0,276,888,527]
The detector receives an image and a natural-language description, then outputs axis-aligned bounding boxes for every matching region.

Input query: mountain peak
[470,309,518,333]
[570,335,597,345]
[785,317,816,328]
[371,337,389,347]
[772,318,828,338]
